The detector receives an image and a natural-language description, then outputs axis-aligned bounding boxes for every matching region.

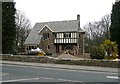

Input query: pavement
[1,61,118,73]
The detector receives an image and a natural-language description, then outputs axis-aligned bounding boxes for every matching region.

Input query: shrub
[100,39,118,59]
[90,46,105,59]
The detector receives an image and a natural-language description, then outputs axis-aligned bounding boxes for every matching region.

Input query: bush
[90,46,105,59]
[100,39,118,59]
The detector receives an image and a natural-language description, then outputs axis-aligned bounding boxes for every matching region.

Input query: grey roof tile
[24,29,42,45]
[24,20,84,45]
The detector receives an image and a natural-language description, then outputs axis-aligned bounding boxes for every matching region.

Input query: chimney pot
[77,14,80,20]
[77,14,80,28]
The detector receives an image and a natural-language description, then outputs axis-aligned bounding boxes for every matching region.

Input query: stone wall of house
[78,32,85,55]
[39,26,85,56]
[39,26,56,54]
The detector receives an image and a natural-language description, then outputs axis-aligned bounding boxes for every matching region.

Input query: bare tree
[83,14,111,52]
[84,14,111,40]
[15,10,31,52]
[101,14,111,39]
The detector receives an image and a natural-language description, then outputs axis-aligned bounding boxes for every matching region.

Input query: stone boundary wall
[1,55,119,68]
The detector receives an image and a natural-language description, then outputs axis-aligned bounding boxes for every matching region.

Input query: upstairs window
[79,34,81,37]
[48,33,49,38]
[54,33,64,38]
[54,33,57,38]
[64,33,71,38]
[47,45,50,49]
[43,33,49,40]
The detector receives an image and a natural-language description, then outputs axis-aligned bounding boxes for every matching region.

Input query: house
[24,14,85,56]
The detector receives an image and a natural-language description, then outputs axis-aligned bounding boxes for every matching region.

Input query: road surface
[1,64,119,83]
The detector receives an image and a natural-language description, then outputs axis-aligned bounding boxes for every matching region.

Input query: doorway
[56,45,59,53]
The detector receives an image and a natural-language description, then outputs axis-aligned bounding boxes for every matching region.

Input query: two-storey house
[24,14,85,55]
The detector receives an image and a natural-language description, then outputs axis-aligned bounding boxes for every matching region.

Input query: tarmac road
[1,62,119,83]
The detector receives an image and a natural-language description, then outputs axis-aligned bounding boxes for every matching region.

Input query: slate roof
[24,30,42,45]
[24,20,84,45]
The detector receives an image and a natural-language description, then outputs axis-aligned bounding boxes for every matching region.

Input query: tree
[2,2,16,54]
[110,1,120,58]
[101,14,111,39]
[15,10,31,52]
[84,14,111,53]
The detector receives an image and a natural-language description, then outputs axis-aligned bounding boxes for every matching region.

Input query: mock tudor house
[24,14,85,55]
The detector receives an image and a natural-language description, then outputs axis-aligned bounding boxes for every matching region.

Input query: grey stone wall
[40,26,56,54]
[78,32,85,55]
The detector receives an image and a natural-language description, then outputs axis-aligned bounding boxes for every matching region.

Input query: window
[54,33,57,38]
[55,33,64,38]
[64,33,71,38]
[59,33,63,38]
[43,33,49,40]
[32,46,34,49]
[71,33,77,38]
[27,47,29,50]
[48,33,49,38]
[47,45,50,49]
[79,45,81,48]
[29,46,31,50]
[57,33,60,38]
[54,39,57,43]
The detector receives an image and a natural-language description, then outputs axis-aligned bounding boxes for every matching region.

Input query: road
[1,64,119,83]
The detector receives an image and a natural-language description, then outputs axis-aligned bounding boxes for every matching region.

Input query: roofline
[39,25,53,33]
[35,20,77,24]
[78,31,85,32]
[53,30,85,33]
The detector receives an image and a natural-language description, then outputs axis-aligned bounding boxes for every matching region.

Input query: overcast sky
[14,0,115,28]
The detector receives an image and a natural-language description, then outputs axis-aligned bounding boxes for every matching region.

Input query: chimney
[77,14,80,28]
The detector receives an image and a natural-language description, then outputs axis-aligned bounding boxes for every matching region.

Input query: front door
[56,45,59,53]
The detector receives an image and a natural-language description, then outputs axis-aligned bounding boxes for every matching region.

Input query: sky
[14,0,115,28]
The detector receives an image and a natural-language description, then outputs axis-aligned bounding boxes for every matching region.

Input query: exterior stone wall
[39,26,56,54]
[78,32,84,55]
[2,55,119,68]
